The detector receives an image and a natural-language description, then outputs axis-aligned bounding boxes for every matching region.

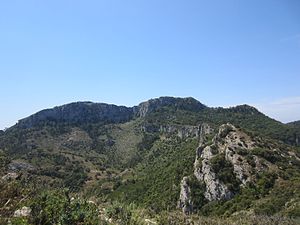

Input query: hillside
[288,120,300,127]
[0,97,300,224]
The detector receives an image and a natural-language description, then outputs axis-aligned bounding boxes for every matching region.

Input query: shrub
[29,190,101,225]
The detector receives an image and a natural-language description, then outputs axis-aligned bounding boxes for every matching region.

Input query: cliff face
[133,97,207,117]
[17,102,134,128]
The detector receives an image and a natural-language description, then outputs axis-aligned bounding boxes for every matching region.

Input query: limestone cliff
[133,97,206,117]
[179,122,295,214]
[17,102,134,128]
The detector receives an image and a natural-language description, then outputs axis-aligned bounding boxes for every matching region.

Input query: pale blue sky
[1,0,300,129]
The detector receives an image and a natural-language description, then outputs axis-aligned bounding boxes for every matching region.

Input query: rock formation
[178,176,193,214]
[14,206,31,217]
[134,97,206,117]
[180,122,284,213]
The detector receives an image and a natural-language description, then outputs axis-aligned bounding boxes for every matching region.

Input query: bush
[209,153,241,192]
[187,175,207,211]
[29,190,101,225]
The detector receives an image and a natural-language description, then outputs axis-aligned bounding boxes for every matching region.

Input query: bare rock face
[178,176,193,214]
[160,125,200,139]
[180,122,287,214]
[220,125,255,185]
[17,102,134,128]
[134,97,206,117]
[141,124,200,139]
[194,123,213,180]
[16,97,207,129]
[194,144,234,201]
[14,206,31,217]
[8,161,35,172]
[193,123,269,202]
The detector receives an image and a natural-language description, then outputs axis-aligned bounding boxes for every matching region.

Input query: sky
[0,0,300,129]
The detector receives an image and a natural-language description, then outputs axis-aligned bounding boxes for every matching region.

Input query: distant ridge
[15,97,264,129]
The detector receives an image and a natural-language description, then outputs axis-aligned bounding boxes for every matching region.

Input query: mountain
[0,97,299,224]
[16,101,134,128]
[11,97,300,146]
[15,97,206,128]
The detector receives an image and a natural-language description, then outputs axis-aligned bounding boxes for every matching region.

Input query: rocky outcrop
[134,97,206,117]
[8,161,35,172]
[141,124,200,139]
[193,123,270,203]
[1,172,19,181]
[178,176,193,214]
[194,124,234,201]
[200,161,233,201]
[194,123,213,181]
[14,206,31,217]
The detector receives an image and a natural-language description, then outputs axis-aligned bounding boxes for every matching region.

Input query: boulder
[14,206,31,217]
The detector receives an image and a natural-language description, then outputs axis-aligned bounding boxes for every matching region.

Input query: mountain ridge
[14,96,273,129]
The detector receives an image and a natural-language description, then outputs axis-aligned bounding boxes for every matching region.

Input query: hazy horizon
[1,96,299,130]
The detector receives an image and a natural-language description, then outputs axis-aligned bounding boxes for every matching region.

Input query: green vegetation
[29,190,100,225]
[0,99,300,223]
[187,175,207,211]
[209,153,241,193]
[111,136,198,212]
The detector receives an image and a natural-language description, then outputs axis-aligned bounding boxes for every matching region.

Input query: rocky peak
[134,97,206,117]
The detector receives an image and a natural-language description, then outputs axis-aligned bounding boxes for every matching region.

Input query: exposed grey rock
[194,123,214,179]
[14,206,31,217]
[8,162,35,172]
[193,123,257,201]
[178,176,193,214]
[1,172,19,181]
[16,97,207,129]
[199,123,213,145]
[160,125,200,139]
[194,144,234,201]
[17,102,134,128]
[194,124,233,201]
[134,97,206,117]
[194,123,273,202]
[141,124,200,139]
[225,149,252,185]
